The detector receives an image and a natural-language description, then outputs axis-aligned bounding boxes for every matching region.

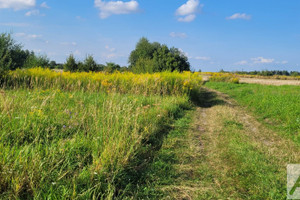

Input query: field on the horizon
[0,68,300,199]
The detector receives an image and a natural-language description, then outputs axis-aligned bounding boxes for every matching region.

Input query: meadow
[1,68,300,199]
[205,82,300,143]
[0,68,202,199]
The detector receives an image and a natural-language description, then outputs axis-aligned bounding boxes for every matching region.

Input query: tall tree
[129,37,190,73]
[64,54,78,72]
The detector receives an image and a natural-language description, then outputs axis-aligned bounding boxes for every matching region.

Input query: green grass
[0,88,190,199]
[124,109,196,199]
[205,82,300,144]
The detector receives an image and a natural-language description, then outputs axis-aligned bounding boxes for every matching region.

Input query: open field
[1,70,300,199]
[202,74,300,85]
[239,77,300,85]
[0,69,201,199]
[131,85,300,199]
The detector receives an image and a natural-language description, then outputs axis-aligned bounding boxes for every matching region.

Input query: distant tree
[83,55,98,72]
[128,37,160,67]
[24,54,50,68]
[104,62,121,73]
[131,58,156,73]
[128,37,190,73]
[291,71,300,76]
[64,54,78,72]
[49,61,57,69]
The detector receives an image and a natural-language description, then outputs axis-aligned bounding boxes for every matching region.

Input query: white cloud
[40,2,50,9]
[27,34,42,39]
[0,0,35,10]
[0,22,29,27]
[15,32,26,37]
[74,50,81,56]
[227,13,251,20]
[195,56,211,61]
[281,61,288,64]
[251,57,274,64]
[170,32,187,38]
[14,32,42,39]
[105,45,116,52]
[25,9,41,16]
[177,14,196,22]
[176,0,199,16]
[176,0,201,22]
[235,60,248,65]
[104,53,118,59]
[94,0,139,19]
[60,42,77,46]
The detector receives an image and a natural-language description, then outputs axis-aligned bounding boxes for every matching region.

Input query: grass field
[0,69,202,199]
[1,69,300,199]
[205,82,300,144]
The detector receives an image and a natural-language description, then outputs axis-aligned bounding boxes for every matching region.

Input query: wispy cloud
[178,14,196,22]
[15,32,42,39]
[105,45,116,52]
[25,9,44,16]
[0,22,29,27]
[94,0,139,19]
[227,13,251,20]
[27,34,42,39]
[195,56,211,61]
[60,42,77,46]
[176,0,202,22]
[0,0,36,10]
[235,60,248,65]
[170,32,187,38]
[40,2,50,9]
[251,57,274,64]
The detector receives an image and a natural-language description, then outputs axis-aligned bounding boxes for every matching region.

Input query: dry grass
[239,77,300,85]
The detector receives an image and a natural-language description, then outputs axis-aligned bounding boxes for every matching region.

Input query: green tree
[24,54,50,68]
[129,37,190,73]
[128,37,160,67]
[104,62,121,73]
[0,33,29,71]
[64,54,78,72]
[131,58,156,73]
[83,55,98,72]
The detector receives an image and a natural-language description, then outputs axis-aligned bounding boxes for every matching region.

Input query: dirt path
[163,88,300,199]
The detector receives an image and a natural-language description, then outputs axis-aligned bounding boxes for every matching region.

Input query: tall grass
[208,73,240,83]
[2,68,202,96]
[0,68,203,199]
[0,88,191,199]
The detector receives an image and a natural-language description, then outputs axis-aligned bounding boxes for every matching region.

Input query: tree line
[0,33,191,74]
[231,70,300,77]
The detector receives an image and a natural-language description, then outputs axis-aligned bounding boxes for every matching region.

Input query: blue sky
[1,0,300,72]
